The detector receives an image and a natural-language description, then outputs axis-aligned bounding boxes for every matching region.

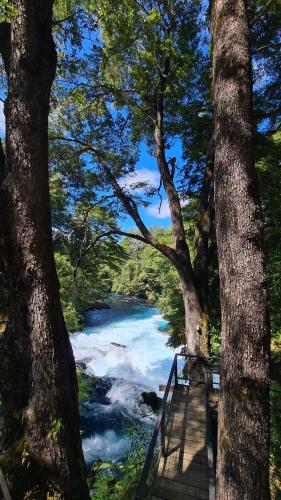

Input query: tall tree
[0,1,89,498]
[51,0,215,356]
[211,0,270,498]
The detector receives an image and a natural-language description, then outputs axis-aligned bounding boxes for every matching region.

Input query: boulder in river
[142,391,161,413]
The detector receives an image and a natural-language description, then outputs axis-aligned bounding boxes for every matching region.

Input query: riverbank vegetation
[0,0,280,498]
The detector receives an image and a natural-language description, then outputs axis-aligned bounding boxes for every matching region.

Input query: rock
[142,391,161,413]
[76,361,87,371]
[110,342,126,349]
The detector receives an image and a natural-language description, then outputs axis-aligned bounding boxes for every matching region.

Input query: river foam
[71,301,174,393]
[70,297,175,464]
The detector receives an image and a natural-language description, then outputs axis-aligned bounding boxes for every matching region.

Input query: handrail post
[161,410,166,457]
[175,354,178,388]
[204,367,216,500]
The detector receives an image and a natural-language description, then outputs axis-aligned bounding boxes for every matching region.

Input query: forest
[0,0,280,499]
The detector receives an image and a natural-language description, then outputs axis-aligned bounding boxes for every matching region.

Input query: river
[70,296,175,466]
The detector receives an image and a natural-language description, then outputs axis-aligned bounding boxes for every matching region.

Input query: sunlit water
[70,296,175,465]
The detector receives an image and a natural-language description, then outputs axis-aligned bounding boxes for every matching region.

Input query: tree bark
[0,2,89,498]
[211,0,270,498]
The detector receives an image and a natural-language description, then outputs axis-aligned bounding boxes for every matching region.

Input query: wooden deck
[151,384,211,500]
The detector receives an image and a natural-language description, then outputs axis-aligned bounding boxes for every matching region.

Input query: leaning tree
[51,0,215,357]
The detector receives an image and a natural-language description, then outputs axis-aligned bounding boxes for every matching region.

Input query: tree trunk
[180,277,208,357]
[0,2,89,498]
[98,141,209,356]
[211,0,270,498]
[153,78,210,357]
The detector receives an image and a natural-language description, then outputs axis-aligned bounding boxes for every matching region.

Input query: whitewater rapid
[70,296,175,465]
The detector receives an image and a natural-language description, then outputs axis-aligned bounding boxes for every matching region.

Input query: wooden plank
[153,477,209,500]
[152,381,211,500]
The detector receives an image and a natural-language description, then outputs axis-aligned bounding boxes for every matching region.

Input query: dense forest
[0,0,280,499]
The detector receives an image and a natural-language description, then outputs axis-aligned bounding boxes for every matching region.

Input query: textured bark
[211,0,270,498]
[0,2,89,498]
[179,273,208,357]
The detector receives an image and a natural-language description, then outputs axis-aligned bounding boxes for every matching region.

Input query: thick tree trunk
[211,0,270,498]
[0,2,89,498]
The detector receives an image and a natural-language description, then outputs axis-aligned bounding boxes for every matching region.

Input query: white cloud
[120,167,160,193]
[146,199,171,219]
[146,196,189,220]
[0,101,5,138]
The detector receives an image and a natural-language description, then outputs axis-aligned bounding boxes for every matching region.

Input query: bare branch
[252,41,281,53]
[157,180,163,214]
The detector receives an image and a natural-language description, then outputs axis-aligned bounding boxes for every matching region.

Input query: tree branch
[154,57,192,263]
[252,41,281,53]
[67,229,150,289]
[50,135,177,262]
[0,139,5,182]
[50,136,155,240]
[53,9,84,25]
[249,0,274,26]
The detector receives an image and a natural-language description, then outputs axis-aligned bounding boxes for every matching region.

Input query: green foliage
[76,368,93,403]
[51,418,64,441]
[50,170,126,331]
[54,240,123,331]
[89,426,151,500]
[0,0,16,22]
[256,129,281,341]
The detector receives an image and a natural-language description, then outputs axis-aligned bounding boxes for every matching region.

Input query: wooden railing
[134,353,220,500]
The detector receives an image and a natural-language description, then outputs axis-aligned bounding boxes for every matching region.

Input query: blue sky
[118,139,185,232]
[0,102,4,137]
[119,146,170,232]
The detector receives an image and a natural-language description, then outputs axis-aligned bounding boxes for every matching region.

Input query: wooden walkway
[151,383,212,500]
